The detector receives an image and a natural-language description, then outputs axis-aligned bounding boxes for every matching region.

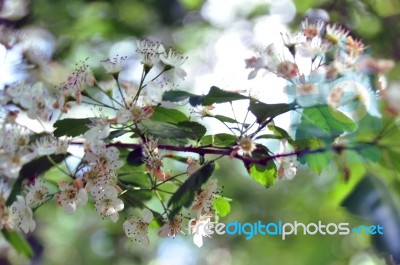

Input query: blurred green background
[2,0,400,264]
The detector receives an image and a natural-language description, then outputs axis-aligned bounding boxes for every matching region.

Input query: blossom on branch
[123,209,153,246]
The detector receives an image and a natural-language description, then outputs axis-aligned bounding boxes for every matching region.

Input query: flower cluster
[245,19,393,111]
[0,14,397,257]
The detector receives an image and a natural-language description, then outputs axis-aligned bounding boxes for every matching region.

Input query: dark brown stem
[70,141,373,166]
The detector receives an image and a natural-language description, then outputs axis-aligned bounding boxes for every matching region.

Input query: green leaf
[296,106,357,140]
[267,124,295,145]
[249,161,277,188]
[163,87,249,107]
[356,143,381,162]
[213,115,238,123]
[201,86,248,105]
[140,120,193,140]
[2,230,33,258]
[162,90,195,102]
[200,133,237,147]
[176,121,207,141]
[164,155,191,164]
[296,138,332,174]
[249,100,293,123]
[6,154,68,206]
[167,161,215,219]
[255,134,283,140]
[213,197,231,217]
[150,106,188,124]
[53,118,91,137]
[121,188,152,208]
[108,130,130,139]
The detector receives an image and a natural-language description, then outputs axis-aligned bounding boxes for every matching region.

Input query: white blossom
[83,165,113,193]
[237,137,257,157]
[160,48,187,79]
[157,215,183,238]
[33,135,68,156]
[278,155,298,180]
[191,179,218,215]
[10,195,36,233]
[84,117,110,141]
[123,209,153,246]
[100,55,127,74]
[189,212,213,248]
[55,180,88,214]
[0,151,37,178]
[136,39,164,69]
[25,179,49,208]
[93,186,124,222]
[84,144,123,172]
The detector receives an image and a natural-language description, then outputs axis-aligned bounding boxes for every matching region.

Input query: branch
[71,140,375,166]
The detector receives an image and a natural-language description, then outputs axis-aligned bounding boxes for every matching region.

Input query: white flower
[186,157,200,176]
[277,141,298,180]
[0,181,10,203]
[93,186,124,222]
[325,24,349,44]
[84,144,123,172]
[27,94,54,121]
[142,139,170,181]
[115,107,132,124]
[10,195,36,233]
[191,179,218,215]
[5,82,33,108]
[100,55,127,74]
[157,215,183,238]
[25,179,49,208]
[59,59,94,103]
[237,137,257,157]
[84,116,110,141]
[277,155,298,180]
[296,36,330,58]
[1,124,30,154]
[160,48,188,80]
[0,181,11,230]
[189,212,213,248]
[136,39,164,69]
[55,180,88,214]
[142,81,165,104]
[301,19,324,39]
[280,32,306,54]
[0,151,37,178]
[123,209,153,246]
[327,86,344,109]
[131,106,154,122]
[33,135,68,156]
[383,82,400,114]
[244,48,266,79]
[83,165,113,193]
[0,43,28,90]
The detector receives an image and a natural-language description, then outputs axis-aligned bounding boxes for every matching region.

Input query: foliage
[1,0,400,264]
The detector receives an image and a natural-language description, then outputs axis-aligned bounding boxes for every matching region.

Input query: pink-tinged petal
[140,234,150,247]
[76,189,88,206]
[157,224,170,238]
[104,186,117,198]
[109,212,119,223]
[29,219,36,232]
[175,67,187,80]
[141,209,153,223]
[113,198,124,211]
[248,70,258,80]
[63,202,76,214]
